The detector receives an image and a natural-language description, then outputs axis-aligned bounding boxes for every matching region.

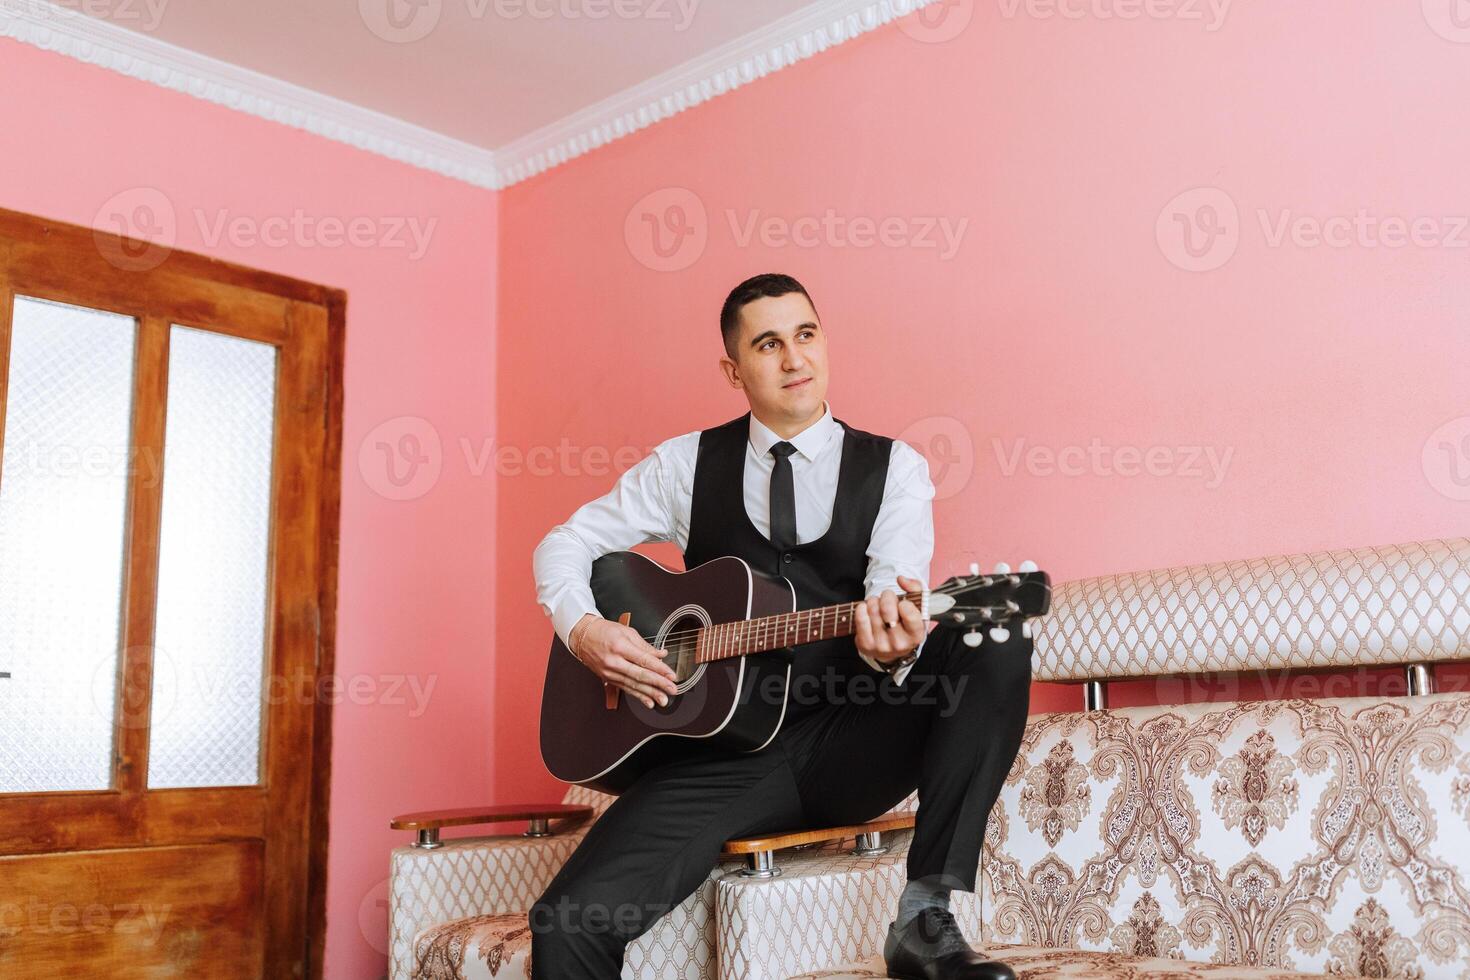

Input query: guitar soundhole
[657,605,709,691]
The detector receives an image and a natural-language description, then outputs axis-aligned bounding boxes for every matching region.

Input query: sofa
[391,536,1470,979]
[388,782,976,979]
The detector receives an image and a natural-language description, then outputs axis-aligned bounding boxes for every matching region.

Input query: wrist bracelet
[878,648,919,675]
[568,615,595,660]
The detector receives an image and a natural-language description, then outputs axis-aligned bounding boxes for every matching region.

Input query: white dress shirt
[532,400,935,684]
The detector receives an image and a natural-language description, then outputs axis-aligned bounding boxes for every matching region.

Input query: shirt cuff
[551,594,601,650]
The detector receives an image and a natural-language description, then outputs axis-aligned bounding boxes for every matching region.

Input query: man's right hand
[569,614,680,709]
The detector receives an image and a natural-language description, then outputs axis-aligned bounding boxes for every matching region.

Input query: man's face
[720,291,829,426]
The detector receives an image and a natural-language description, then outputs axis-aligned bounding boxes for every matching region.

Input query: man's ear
[718,355,743,390]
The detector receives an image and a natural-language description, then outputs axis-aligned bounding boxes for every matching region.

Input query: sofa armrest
[390,802,593,848]
[720,810,917,876]
[388,813,595,980]
[721,810,916,856]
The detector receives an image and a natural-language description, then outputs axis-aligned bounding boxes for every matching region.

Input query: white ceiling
[7,0,935,186]
[76,0,818,150]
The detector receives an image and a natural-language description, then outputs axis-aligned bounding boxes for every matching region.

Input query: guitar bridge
[604,611,635,710]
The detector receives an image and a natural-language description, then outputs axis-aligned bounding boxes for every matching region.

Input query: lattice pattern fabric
[715,828,980,980]
[389,786,617,980]
[561,784,617,815]
[787,942,1327,978]
[1032,537,1470,682]
[981,694,1470,978]
[392,785,742,980]
[390,833,587,980]
[392,786,931,980]
[407,857,729,980]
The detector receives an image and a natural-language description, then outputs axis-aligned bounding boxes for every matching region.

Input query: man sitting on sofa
[530,273,1033,980]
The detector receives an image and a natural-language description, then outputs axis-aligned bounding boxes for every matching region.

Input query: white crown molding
[0,0,941,191]
[0,0,500,189]
[491,0,944,187]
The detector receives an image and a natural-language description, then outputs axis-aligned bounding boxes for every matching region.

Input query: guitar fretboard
[693,592,921,663]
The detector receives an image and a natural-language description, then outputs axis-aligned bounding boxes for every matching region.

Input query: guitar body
[539,549,1052,796]
[539,552,798,794]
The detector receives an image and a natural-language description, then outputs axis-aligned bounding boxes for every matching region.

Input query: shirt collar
[748,400,839,463]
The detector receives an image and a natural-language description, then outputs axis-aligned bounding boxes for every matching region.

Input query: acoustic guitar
[539,551,1051,794]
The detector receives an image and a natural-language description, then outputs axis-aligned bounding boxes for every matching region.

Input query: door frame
[0,205,344,980]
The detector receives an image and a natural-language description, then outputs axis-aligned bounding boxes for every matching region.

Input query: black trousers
[529,626,1033,979]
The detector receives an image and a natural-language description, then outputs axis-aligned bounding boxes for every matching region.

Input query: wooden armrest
[720,810,915,856]
[391,803,593,847]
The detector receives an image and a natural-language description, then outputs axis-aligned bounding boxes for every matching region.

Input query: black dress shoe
[883,907,1016,980]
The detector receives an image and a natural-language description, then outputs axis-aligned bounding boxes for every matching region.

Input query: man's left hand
[855,575,927,663]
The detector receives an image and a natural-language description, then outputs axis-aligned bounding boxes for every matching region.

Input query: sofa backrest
[984,537,1470,977]
[560,782,617,815]
[1032,537,1470,682]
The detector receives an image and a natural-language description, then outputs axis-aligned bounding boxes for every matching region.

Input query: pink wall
[496,0,1470,802]
[11,0,1470,974]
[0,40,498,979]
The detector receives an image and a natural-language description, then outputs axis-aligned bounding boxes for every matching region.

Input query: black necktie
[768,441,798,551]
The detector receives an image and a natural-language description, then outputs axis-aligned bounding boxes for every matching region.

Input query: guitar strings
[633,578,1012,647]
[614,576,1034,650]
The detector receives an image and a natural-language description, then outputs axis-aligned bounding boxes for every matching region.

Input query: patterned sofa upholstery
[395,537,1470,979]
[388,785,614,980]
[980,692,1470,976]
[390,782,784,980]
[712,795,983,980]
[389,785,952,980]
[795,537,1470,979]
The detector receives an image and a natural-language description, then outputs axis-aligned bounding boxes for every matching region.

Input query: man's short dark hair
[719,273,818,356]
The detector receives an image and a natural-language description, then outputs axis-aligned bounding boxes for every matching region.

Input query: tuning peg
[968,562,980,576]
[1019,559,1038,573]
[994,562,1011,574]
[962,629,983,648]
[989,626,1011,643]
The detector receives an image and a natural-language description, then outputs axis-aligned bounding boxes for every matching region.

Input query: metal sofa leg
[1406,663,1436,696]
[1083,680,1108,711]
[852,832,888,856]
[740,850,782,878]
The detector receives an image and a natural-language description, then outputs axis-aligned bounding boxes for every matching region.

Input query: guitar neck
[694,592,923,663]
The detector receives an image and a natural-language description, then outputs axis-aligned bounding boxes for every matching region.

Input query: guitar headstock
[926,560,1051,648]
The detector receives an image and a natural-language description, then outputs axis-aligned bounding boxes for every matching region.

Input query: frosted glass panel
[147,325,277,789]
[0,296,137,793]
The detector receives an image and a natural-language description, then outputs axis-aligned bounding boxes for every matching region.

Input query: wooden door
[0,207,343,979]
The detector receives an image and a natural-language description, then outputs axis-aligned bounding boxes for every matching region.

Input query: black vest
[683,412,893,718]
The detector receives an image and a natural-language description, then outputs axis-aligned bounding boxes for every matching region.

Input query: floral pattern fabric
[788,942,1326,978]
[982,695,1470,978]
